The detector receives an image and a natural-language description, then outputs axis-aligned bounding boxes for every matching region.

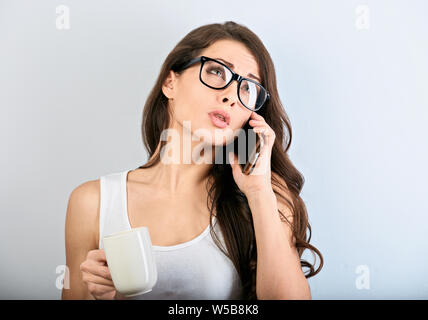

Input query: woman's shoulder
[69,179,100,208]
[66,178,101,248]
[69,169,128,207]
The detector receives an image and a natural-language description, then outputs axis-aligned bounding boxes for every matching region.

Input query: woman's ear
[162,70,179,99]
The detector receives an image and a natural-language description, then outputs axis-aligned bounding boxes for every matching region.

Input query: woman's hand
[80,249,117,300]
[229,111,276,197]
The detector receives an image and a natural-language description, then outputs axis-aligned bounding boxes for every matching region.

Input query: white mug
[102,227,157,297]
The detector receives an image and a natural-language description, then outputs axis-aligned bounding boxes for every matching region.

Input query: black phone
[232,119,263,175]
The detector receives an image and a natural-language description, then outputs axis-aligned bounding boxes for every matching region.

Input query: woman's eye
[209,68,223,78]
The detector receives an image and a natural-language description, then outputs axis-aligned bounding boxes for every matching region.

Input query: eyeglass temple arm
[177,56,203,71]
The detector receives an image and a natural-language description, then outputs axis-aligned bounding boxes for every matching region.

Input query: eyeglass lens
[201,60,266,110]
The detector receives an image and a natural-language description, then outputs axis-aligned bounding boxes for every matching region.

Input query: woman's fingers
[79,249,118,300]
[250,111,264,120]
[82,271,115,287]
[87,282,116,299]
[80,260,112,280]
[87,249,108,264]
[249,119,264,125]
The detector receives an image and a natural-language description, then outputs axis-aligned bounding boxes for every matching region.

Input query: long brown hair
[136,21,323,300]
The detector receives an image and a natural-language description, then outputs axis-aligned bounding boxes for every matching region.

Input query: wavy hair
[136,21,323,300]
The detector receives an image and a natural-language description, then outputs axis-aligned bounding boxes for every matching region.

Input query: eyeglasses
[175,56,270,111]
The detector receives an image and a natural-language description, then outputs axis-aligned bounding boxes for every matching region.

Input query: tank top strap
[98,170,130,249]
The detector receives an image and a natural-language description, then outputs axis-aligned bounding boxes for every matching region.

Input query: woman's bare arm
[62,180,100,300]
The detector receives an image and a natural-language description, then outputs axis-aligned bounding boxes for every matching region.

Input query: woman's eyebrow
[215,57,261,83]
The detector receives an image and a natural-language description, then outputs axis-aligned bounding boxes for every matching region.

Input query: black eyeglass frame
[176,56,270,112]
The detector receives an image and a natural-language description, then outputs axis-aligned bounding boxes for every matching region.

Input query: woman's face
[162,39,261,146]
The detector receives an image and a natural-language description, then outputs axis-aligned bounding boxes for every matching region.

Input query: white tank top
[98,169,244,299]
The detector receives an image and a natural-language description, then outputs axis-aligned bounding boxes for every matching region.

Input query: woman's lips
[208,113,229,128]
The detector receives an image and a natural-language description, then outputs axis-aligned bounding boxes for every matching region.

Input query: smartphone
[233,119,264,175]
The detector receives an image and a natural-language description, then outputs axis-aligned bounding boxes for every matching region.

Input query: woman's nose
[221,81,239,105]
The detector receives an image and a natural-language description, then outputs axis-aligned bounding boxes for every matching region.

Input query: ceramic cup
[102,227,157,297]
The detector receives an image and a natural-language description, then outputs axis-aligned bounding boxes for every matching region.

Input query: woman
[62,21,323,300]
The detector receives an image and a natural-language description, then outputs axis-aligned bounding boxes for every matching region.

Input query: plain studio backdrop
[1,0,427,299]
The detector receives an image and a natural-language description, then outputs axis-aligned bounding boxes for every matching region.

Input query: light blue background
[1,0,427,299]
